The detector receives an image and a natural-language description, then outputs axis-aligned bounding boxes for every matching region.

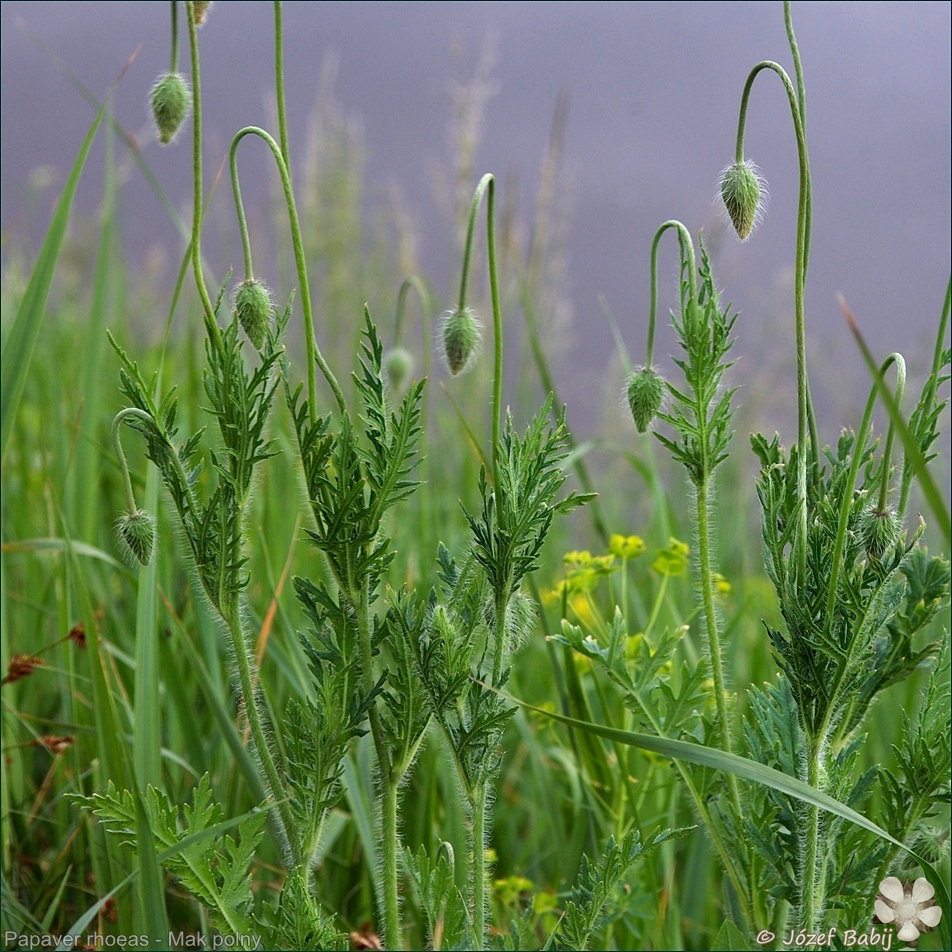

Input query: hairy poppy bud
[385,347,414,394]
[440,307,481,376]
[150,72,191,146]
[626,366,665,433]
[719,160,766,241]
[118,510,156,566]
[860,505,901,561]
[233,279,273,349]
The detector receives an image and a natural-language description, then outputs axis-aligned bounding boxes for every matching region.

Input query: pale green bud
[440,307,481,376]
[860,505,901,561]
[385,347,414,394]
[150,73,191,146]
[118,510,156,566]
[233,279,273,350]
[626,366,665,433]
[719,160,766,241]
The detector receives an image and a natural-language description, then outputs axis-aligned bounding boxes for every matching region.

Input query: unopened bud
[860,505,901,561]
[150,72,191,146]
[719,160,766,241]
[385,347,414,393]
[118,510,156,566]
[626,366,665,433]
[440,307,481,376]
[233,279,273,349]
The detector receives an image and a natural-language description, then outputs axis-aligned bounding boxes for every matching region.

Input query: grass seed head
[719,160,766,240]
[118,510,156,566]
[150,72,191,146]
[626,366,665,433]
[440,306,481,375]
[384,346,414,394]
[233,279,273,350]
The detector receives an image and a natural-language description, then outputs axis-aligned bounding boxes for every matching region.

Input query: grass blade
[1,103,105,460]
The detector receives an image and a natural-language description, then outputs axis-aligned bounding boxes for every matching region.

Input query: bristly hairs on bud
[150,2,190,146]
[233,278,273,350]
[626,366,665,433]
[117,510,156,567]
[150,73,191,146]
[718,159,767,241]
[440,307,482,376]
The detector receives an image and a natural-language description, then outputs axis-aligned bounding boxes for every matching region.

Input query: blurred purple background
[2,1,950,439]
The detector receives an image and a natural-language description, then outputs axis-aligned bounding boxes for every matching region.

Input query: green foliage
[110,293,285,613]
[556,830,674,952]
[404,844,468,951]
[653,245,736,487]
[465,397,594,610]
[80,776,265,936]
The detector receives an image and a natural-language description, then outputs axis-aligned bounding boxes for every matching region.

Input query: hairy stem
[223,602,299,866]
[470,784,489,947]
[381,779,402,950]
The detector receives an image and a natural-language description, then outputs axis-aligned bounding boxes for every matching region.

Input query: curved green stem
[735,59,812,576]
[647,221,697,366]
[457,174,503,480]
[229,126,345,417]
[395,275,432,396]
[111,409,143,516]
[185,1,221,344]
[168,1,179,73]
[899,276,950,519]
[273,2,290,170]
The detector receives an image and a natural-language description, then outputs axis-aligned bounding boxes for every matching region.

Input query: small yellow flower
[652,537,690,576]
[609,534,646,559]
[713,573,731,597]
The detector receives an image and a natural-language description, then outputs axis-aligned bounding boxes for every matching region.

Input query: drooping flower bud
[719,160,766,240]
[626,366,665,433]
[440,307,481,376]
[118,510,156,566]
[233,279,273,350]
[150,72,191,146]
[385,347,414,394]
[860,504,901,561]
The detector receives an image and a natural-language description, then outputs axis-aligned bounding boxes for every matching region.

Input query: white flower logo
[874,876,943,945]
